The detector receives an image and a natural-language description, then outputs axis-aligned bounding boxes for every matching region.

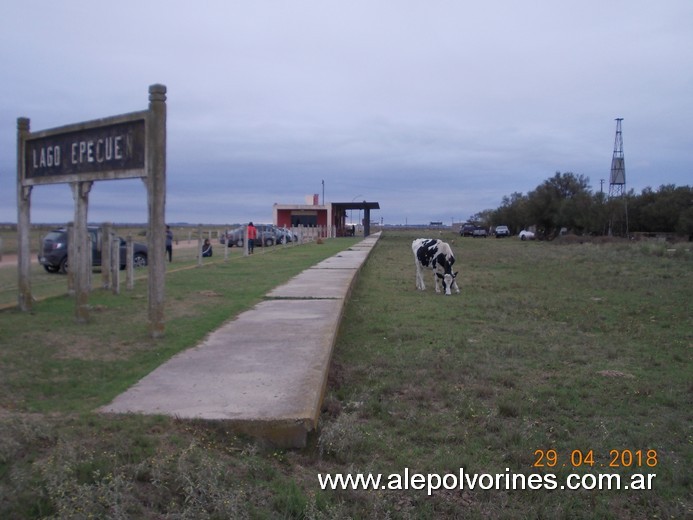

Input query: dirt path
[0,254,33,269]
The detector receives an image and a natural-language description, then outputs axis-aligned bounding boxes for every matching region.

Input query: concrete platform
[100,234,380,447]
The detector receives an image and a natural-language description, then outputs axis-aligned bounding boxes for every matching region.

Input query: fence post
[102,222,112,289]
[111,236,120,295]
[197,224,203,267]
[126,235,134,290]
[223,226,229,262]
[67,222,75,295]
[244,226,249,256]
[108,230,116,292]
[87,231,93,293]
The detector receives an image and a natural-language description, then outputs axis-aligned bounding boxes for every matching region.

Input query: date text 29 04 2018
[533,449,658,468]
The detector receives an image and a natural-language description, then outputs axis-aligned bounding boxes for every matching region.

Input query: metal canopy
[332,201,380,236]
[332,201,380,211]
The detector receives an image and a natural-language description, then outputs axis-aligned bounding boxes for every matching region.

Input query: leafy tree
[492,192,530,234]
[677,206,693,238]
[628,187,654,232]
[526,172,591,238]
[490,172,691,238]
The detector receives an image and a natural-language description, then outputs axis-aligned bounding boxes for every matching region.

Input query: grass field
[0,230,690,518]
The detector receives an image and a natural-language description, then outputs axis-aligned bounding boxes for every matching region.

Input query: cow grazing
[412,238,460,295]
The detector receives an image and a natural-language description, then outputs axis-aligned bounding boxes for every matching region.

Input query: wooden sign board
[22,112,147,185]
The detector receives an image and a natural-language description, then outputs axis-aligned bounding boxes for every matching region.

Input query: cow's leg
[434,271,442,293]
[414,263,425,290]
[452,278,461,294]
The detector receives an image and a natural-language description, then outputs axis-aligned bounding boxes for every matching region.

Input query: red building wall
[275,208,327,228]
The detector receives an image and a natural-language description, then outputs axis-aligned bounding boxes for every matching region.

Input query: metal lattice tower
[608,118,628,236]
[609,118,626,197]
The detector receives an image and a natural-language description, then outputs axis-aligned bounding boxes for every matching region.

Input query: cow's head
[436,271,458,295]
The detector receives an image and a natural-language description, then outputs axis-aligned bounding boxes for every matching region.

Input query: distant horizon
[0,221,458,228]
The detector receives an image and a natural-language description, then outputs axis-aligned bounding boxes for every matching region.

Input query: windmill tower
[608,118,628,236]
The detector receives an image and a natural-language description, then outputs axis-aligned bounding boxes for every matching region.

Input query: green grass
[0,231,690,519]
[324,232,691,518]
[0,238,359,413]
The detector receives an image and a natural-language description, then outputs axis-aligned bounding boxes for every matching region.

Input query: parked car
[494,225,510,238]
[275,227,298,244]
[39,226,148,274]
[223,225,278,247]
[460,224,476,237]
[519,230,536,241]
[223,227,247,247]
[472,227,488,238]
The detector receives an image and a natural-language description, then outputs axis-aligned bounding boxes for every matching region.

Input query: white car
[518,230,535,241]
[494,225,510,238]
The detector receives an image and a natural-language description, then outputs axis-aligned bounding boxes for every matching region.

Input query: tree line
[469,172,693,240]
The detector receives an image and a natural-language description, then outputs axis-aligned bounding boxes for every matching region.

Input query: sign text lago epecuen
[24,119,145,181]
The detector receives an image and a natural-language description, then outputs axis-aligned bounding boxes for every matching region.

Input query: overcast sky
[1,1,691,225]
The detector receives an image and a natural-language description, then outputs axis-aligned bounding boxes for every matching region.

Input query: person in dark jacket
[165,225,173,262]
[202,238,213,257]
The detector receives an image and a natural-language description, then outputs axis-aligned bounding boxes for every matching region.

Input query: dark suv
[39,226,148,274]
[460,224,476,237]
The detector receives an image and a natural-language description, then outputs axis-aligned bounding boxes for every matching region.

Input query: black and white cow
[412,238,460,295]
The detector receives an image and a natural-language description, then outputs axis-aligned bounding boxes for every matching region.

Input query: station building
[273,196,380,237]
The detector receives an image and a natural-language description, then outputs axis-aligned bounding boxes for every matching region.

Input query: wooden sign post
[17,84,167,337]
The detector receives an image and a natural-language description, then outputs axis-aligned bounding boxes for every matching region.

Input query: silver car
[222,225,277,247]
[495,225,510,238]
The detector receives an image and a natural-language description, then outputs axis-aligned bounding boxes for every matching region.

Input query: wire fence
[0,225,341,309]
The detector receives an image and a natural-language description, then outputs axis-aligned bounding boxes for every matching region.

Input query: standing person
[247,222,257,254]
[165,225,173,262]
